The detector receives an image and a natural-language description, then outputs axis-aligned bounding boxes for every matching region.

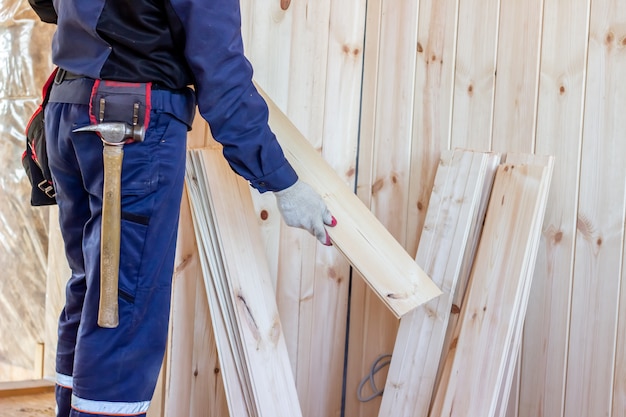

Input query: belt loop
[54,68,66,85]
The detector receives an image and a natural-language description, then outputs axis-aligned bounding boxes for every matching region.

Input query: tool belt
[21,68,196,207]
[22,68,58,206]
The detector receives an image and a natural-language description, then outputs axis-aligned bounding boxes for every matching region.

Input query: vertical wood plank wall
[168,0,626,417]
[345,0,625,416]
[239,1,365,417]
[38,0,626,416]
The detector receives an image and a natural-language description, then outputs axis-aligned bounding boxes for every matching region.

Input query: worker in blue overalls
[28,1,336,416]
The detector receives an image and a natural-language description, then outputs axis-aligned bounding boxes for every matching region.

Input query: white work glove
[274,180,337,246]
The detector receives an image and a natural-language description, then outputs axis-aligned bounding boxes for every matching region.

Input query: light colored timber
[241,4,362,415]
[407,0,459,257]
[0,379,55,398]
[429,157,553,417]
[515,0,589,415]
[379,149,500,417]
[449,0,499,150]
[255,83,442,318]
[185,148,255,417]
[44,206,71,380]
[163,185,229,417]
[186,145,302,417]
[565,0,626,415]
[494,153,555,417]
[346,4,394,416]
[491,0,544,154]
[162,110,230,417]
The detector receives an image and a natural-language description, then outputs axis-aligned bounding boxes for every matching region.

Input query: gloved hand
[274,180,337,245]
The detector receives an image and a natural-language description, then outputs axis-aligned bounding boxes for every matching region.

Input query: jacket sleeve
[28,0,57,24]
[168,0,298,193]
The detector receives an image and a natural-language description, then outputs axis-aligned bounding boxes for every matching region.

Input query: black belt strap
[54,68,85,84]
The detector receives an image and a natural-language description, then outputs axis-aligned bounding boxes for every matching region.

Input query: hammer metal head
[73,122,144,145]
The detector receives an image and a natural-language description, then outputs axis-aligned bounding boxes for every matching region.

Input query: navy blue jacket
[29,0,298,192]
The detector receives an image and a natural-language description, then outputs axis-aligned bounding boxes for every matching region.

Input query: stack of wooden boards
[184,88,554,417]
[380,151,553,417]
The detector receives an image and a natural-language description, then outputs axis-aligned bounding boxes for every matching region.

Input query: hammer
[74,115,144,328]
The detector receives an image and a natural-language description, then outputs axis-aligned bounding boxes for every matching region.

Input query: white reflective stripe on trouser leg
[56,372,73,389]
[72,394,151,415]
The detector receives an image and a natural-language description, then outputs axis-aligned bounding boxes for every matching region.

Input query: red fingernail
[331,216,337,227]
[325,233,332,246]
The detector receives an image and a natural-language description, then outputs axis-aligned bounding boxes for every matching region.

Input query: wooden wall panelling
[430,158,553,417]
[491,0,545,154]
[240,0,293,108]
[278,5,334,415]
[406,0,459,257]
[239,0,295,317]
[348,0,383,414]
[347,0,421,414]
[379,149,499,417]
[295,2,365,416]
[354,0,382,209]
[44,207,70,380]
[514,0,590,415]
[161,188,195,417]
[449,0,500,150]
[241,4,362,417]
[188,269,229,417]
[565,0,626,414]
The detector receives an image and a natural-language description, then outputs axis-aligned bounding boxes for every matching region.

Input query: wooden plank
[491,0,544,154]
[186,146,302,417]
[188,275,229,417]
[494,153,555,417]
[186,149,254,417]
[0,379,55,398]
[616,227,626,413]
[449,0,499,150]
[162,186,196,417]
[163,182,229,417]
[44,206,71,380]
[379,149,499,417]
[407,0,459,257]
[430,158,553,417]
[564,0,626,414]
[256,83,442,319]
[344,0,392,414]
[514,0,590,415]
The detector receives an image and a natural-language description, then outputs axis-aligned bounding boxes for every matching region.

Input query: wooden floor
[0,380,55,417]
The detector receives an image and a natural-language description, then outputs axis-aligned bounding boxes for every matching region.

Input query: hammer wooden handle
[99,145,123,328]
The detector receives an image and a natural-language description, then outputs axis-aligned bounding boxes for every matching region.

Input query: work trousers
[46,77,195,417]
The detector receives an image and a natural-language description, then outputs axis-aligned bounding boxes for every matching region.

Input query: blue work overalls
[46,76,195,416]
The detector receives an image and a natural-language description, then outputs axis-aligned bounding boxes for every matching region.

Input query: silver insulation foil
[0,0,55,380]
